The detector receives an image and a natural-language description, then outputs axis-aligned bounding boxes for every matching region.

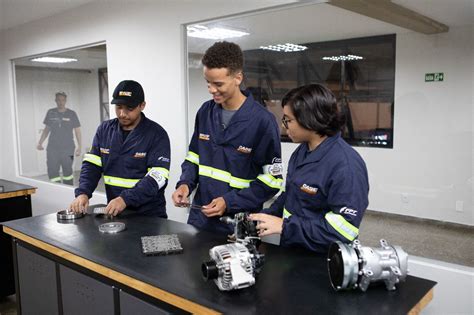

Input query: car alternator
[327,239,408,292]
[201,212,264,291]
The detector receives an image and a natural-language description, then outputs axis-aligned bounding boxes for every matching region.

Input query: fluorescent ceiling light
[260,43,308,52]
[187,25,249,40]
[31,56,78,63]
[322,55,364,61]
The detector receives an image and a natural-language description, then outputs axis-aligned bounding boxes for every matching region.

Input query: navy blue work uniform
[264,132,369,253]
[75,113,170,217]
[43,108,80,185]
[177,92,283,234]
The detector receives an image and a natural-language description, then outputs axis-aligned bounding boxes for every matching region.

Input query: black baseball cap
[111,80,144,107]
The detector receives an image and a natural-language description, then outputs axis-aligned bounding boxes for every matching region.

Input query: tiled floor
[1,211,472,314]
[359,210,474,267]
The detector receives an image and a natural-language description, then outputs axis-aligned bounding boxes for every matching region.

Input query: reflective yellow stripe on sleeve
[283,207,292,219]
[257,173,283,190]
[147,167,170,179]
[104,176,139,188]
[185,151,199,165]
[325,212,359,241]
[83,153,102,167]
[198,165,252,189]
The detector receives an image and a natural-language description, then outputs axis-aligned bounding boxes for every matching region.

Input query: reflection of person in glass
[37,92,82,185]
[250,84,369,253]
[69,80,171,218]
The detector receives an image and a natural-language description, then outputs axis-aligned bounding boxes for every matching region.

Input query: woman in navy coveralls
[250,84,369,253]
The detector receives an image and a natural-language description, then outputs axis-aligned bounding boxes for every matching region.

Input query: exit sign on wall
[425,72,444,82]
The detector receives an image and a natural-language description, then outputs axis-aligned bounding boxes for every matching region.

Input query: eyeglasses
[281,117,294,129]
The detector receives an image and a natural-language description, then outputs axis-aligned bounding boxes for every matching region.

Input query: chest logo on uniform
[339,207,358,216]
[62,117,71,121]
[100,148,110,155]
[199,133,210,141]
[300,184,318,195]
[237,145,252,154]
[133,152,147,158]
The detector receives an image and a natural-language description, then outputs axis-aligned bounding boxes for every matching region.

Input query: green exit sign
[425,72,444,82]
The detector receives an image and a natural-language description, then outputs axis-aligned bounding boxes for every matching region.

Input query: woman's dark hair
[281,84,344,136]
[201,41,243,75]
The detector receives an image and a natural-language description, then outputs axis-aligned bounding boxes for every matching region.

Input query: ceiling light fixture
[31,56,78,63]
[187,25,249,40]
[260,43,308,52]
[322,54,364,61]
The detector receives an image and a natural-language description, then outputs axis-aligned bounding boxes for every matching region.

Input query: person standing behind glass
[250,84,369,253]
[37,92,82,185]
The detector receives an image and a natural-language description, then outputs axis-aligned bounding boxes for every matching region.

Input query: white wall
[0,0,295,218]
[356,25,473,225]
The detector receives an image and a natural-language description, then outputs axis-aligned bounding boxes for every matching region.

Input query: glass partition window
[243,35,395,147]
[186,2,396,148]
[13,44,108,191]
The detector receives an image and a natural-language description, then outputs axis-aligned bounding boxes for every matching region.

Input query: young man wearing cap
[37,92,82,185]
[70,80,171,217]
[172,41,283,234]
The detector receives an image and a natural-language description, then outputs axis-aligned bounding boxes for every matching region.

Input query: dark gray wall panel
[17,244,59,315]
[60,265,114,315]
[120,290,171,315]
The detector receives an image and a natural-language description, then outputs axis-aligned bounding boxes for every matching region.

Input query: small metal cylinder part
[98,222,126,234]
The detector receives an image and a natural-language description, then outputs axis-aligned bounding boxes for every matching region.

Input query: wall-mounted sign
[425,73,444,82]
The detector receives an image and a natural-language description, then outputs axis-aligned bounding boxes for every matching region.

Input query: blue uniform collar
[295,132,342,167]
[215,90,256,126]
[114,113,148,146]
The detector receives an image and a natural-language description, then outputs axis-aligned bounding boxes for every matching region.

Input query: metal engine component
[327,239,408,292]
[202,212,264,291]
[57,209,84,221]
[98,222,126,234]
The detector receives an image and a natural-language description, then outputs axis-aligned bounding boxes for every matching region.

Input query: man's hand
[69,194,89,213]
[105,197,127,217]
[75,147,82,156]
[249,213,284,237]
[172,184,190,206]
[37,143,44,150]
[202,197,226,217]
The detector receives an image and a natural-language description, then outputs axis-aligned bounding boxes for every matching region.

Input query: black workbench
[2,210,436,314]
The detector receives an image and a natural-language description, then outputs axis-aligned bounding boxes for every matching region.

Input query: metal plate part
[91,207,107,214]
[141,234,183,255]
[57,210,84,221]
[99,222,126,234]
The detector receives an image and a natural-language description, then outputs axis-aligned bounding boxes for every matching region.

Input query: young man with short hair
[70,80,171,217]
[172,41,283,234]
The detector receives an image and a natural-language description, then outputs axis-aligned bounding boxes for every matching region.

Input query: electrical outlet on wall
[401,193,409,204]
[455,200,464,212]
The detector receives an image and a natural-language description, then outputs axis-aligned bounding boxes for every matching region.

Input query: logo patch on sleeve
[300,184,318,195]
[158,156,170,162]
[100,148,110,154]
[199,133,210,141]
[339,207,358,216]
